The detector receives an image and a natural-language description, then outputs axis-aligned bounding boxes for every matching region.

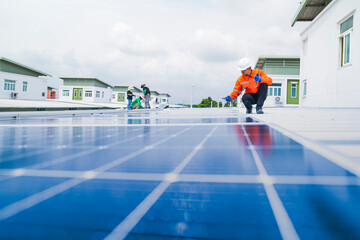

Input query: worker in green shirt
[130,96,144,109]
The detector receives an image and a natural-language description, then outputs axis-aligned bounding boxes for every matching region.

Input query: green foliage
[231,99,237,107]
[224,99,237,107]
[198,97,219,108]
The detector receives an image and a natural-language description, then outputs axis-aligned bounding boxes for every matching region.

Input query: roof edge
[60,77,113,88]
[258,55,300,60]
[113,85,142,91]
[291,0,309,27]
[0,57,52,77]
[299,0,338,35]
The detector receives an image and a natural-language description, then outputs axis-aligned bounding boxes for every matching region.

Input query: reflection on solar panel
[0,108,359,240]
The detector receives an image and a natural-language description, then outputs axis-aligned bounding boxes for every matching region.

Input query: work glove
[224,95,231,102]
[254,73,261,82]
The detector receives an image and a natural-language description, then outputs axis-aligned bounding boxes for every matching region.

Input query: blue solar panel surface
[0,108,359,240]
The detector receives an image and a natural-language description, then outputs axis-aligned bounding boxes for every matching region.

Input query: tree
[224,99,237,107]
[198,97,219,108]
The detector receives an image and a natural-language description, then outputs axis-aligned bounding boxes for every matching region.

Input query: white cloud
[0,0,303,104]
[192,29,242,62]
[110,21,166,56]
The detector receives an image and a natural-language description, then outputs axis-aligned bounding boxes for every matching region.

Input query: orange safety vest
[230,69,272,100]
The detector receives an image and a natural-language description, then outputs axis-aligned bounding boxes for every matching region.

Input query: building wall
[111,91,126,103]
[47,77,63,99]
[300,0,360,107]
[0,71,47,100]
[60,86,112,103]
[264,74,300,107]
[262,59,300,76]
[112,89,142,103]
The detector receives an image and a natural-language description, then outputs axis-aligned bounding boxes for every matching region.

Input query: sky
[0,0,306,104]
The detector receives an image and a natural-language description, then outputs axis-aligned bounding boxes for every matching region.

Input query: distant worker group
[225,57,272,114]
[127,84,152,110]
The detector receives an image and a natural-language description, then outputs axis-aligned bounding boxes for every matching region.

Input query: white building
[255,56,300,107]
[0,57,52,100]
[292,0,360,107]
[60,77,113,103]
[149,91,171,108]
[159,93,171,104]
[112,86,142,104]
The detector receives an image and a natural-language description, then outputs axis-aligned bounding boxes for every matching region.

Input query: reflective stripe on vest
[240,81,250,85]
[233,90,241,93]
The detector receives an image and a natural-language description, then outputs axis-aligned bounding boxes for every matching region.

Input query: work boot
[256,106,264,114]
[246,107,252,114]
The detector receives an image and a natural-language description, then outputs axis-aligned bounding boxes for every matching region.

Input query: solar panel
[0,108,359,240]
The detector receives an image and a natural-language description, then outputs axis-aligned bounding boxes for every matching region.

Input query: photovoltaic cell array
[0,108,359,239]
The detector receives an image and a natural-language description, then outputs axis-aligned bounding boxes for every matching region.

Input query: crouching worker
[224,57,272,114]
[130,96,144,109]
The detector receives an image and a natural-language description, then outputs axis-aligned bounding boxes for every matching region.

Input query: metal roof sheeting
[60,77,113,88]
[0,57,52,77]
[255,56,300,70]
[291,0,333,27]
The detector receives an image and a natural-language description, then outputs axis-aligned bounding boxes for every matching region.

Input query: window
[63,90,70,96]
[268,83,281,97]
[340,15,353,67]
[118,93,125,102]
[96,91,100,98]
[102,92,104,98]
[291,83,297,98]
[22,82,28,92]
[85,91,92,97]
[273,88,282,96]
[112,94,115,99]
[303,81,307,97]
[42,92,45,97]
[4,80,16,91]
[79,89,82,97]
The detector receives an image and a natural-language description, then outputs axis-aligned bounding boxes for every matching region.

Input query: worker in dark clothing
[224,57,272,114]
[127,86,134,110]
[141,84,151,109]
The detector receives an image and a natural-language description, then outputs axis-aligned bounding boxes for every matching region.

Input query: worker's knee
[259,83,268,92]
[242,93,251,102]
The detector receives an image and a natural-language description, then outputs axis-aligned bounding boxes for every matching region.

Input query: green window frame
[4,80,16,91]
[118,93,125,102]
[291,83,297,98]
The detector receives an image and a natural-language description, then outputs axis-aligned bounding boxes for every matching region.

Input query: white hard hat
[128,86,134,90]
[237,57,251,70]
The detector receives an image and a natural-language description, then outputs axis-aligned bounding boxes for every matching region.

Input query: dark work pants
[241,83,268,110]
